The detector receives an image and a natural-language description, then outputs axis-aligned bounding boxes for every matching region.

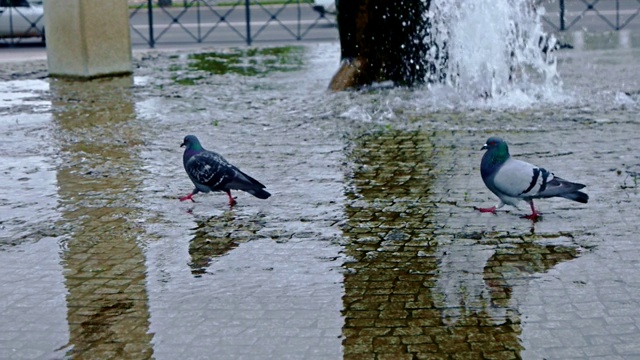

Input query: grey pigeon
[477,137,588,219]
[180,135,271,206]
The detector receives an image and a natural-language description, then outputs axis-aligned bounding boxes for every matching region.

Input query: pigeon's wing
[493,157,587,199]
[225,169,266,189]
[533,176,586,198]
[491,158,553,198]
[185,151,237,189]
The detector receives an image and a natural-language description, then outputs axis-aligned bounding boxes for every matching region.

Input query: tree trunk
[329,0,433,91]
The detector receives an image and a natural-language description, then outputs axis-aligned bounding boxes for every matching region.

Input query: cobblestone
[2,43,640,359]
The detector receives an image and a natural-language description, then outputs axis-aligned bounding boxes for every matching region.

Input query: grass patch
[170,45,305,84]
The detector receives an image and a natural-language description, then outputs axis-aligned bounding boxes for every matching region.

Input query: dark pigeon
[180,135,271,206]
[476,136,588,219]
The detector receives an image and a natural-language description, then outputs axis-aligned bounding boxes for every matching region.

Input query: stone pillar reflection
[51,77,154,359]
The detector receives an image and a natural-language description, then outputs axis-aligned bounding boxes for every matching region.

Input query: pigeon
[180,135,271,206]
[476,136,588,219]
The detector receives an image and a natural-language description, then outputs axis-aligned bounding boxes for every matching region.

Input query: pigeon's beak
[481,144,488,150]
[180,142,186,148]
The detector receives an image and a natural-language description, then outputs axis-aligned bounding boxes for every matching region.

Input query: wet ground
[1,39,640,360]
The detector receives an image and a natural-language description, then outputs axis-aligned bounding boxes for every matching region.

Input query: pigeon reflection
[341,129,586,359]
[434,238,581,324]
[187,211,266,277]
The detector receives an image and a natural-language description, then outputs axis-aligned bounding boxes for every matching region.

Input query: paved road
[0,5,338,62]
[1,0,639,61]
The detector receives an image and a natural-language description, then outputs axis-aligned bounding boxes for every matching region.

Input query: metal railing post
[245,0,252,46]
[8,7,15,43]
[296,0,301,40]
[616,0,620,30]
[559,0,565,31]
[197,0,202,42]
[147,0,155,48]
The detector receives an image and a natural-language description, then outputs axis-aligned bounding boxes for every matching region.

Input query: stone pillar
[44,0,132,79]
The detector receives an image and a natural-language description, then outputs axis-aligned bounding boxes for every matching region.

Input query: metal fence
[0,0,45,45]
[541,0,640,31]
[2,0,640,47]
[128,0,338,47]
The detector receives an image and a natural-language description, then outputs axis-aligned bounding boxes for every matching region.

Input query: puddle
[0,79,50,114]
[0,110,58,245]
[188,211,267,277]
[1,41,640,359]
[341,129,584,358]
[47,77,155,358]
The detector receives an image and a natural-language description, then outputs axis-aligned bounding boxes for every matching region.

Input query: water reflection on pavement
[0,42,640,359]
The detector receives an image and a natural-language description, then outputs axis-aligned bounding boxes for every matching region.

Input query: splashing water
[426,0,561,101]
[330,0,575,120]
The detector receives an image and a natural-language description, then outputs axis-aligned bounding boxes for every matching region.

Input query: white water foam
[423,0,565,108]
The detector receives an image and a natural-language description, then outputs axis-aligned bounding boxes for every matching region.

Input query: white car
[0,0,45,41]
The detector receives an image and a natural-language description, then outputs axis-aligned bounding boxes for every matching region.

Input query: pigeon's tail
[541,177,588,203]
[559,191,589,204]
[247,187,271,199]
[230,171,271,199]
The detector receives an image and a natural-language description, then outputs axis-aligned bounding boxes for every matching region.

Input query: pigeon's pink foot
[521,212,541,221]
[475,206,497,214]
[180,193,195,202]
[225,191,237,207]
[521,202,540,220]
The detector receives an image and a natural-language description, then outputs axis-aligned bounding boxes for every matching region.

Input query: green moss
[170,46,305,85]
[173,76,205,86]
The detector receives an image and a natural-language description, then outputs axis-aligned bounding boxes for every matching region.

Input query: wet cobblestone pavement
[1,43,640,359]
